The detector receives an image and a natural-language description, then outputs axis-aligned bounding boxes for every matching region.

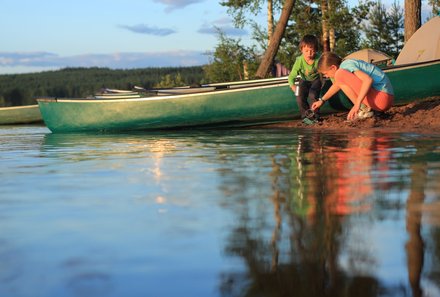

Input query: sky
[0,0,432,75]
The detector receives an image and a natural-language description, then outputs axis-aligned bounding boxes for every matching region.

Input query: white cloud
[198,17,248,37]
[119,24,177,36]
[198,25,247,37]
[0,51,209,74]
[153,0,205,12]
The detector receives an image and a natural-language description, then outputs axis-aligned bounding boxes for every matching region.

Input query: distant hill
[0,66,205,107]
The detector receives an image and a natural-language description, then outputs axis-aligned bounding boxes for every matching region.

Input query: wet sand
[262,96,440,134]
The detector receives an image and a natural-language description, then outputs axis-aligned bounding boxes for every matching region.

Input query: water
[1,125,440,297]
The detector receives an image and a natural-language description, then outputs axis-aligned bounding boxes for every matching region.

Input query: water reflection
[41,130,440,297]
[406,147,430,297]
[2,128,439,296]
[218,130,440,297]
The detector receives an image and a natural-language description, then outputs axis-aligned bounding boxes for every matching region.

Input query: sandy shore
[261,96,440,134]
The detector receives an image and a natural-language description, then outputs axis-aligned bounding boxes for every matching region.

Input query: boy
[288,35,322,125]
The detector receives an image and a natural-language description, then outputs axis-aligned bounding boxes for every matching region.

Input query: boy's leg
[308,78,322,102]
[296,80,312,118]
[308,78,323,119]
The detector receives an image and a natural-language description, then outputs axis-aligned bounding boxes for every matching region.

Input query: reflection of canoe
[0,104,43,125]
[37,59,440,133]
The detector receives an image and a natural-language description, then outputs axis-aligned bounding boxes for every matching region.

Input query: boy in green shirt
[288,35,322,124]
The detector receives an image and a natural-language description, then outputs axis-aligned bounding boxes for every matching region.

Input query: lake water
[1,125,440,297]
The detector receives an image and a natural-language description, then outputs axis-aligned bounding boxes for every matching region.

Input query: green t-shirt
[288,54,320,86]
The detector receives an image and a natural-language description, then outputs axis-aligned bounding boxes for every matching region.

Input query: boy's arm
[288,58,301,86]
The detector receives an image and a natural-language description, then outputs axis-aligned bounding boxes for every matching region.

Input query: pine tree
[427,0,440,18]
[386,1,404,58]
[356,0,403,58]
[362,1,388,51]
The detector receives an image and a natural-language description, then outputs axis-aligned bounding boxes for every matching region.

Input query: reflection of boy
[288,35,322,123]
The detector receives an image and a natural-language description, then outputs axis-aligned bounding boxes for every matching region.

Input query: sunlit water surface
[1,125,440,297]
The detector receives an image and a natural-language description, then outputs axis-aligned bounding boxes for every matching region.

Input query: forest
[0,66,204,107]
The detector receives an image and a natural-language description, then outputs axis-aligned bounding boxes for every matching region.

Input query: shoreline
[261,96,440,134]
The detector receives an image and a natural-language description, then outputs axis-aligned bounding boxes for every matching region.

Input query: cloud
[198,18,248,37]
[0,51,209,74]
[119,24,176,36]
[154,0,205,12]
[198,25,248,37]
[0,52,58,66]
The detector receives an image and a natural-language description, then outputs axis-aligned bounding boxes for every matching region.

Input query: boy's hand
[290,85,296,93]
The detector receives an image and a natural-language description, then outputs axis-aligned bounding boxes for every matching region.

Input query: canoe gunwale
[37,80,290,104]
[0,104,43,125]
[383,58,440,72]
[0,104,40,110]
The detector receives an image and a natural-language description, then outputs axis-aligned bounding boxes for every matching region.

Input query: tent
[395,16,440,65]
[344,48,392,65]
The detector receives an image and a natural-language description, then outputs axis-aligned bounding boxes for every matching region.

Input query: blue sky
[0,0,429,74]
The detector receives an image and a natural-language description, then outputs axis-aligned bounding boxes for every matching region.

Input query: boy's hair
[318,52,343,71]
[299,35,319,51]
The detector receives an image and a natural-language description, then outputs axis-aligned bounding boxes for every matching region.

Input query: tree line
[207,0,440,81]
[0,66,204,107]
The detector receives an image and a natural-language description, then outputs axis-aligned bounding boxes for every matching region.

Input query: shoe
[302,117,317,125]
[304,109,322,122]
[357,110,374,119]
[357,105,374,119]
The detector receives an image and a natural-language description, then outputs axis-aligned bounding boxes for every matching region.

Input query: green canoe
[0,104,43,125]
[36,77,340,133]
[37,59,440,133]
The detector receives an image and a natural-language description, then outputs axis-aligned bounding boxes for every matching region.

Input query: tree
[7,88,26,106]
[387,1,404,57]
[321,0,330,52]
[154,73,186,88]
[361,1,389,51]
[277,1,321,69]
[354,0,403,58]
[322,0,356,53]
[0,67,206,106]
[404,0,421,42]
[267,0,274,44]
[204,31,259,82]
[328,0,336,51]
[280,0,357,63]
[256,0,296,78]
[220,0,282,46]
[427,0,440,19]
[330,2,360,56]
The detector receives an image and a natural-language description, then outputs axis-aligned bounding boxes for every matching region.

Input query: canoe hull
[386,60,440,102]
[38,82,300,132]
[0,105,43,125]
